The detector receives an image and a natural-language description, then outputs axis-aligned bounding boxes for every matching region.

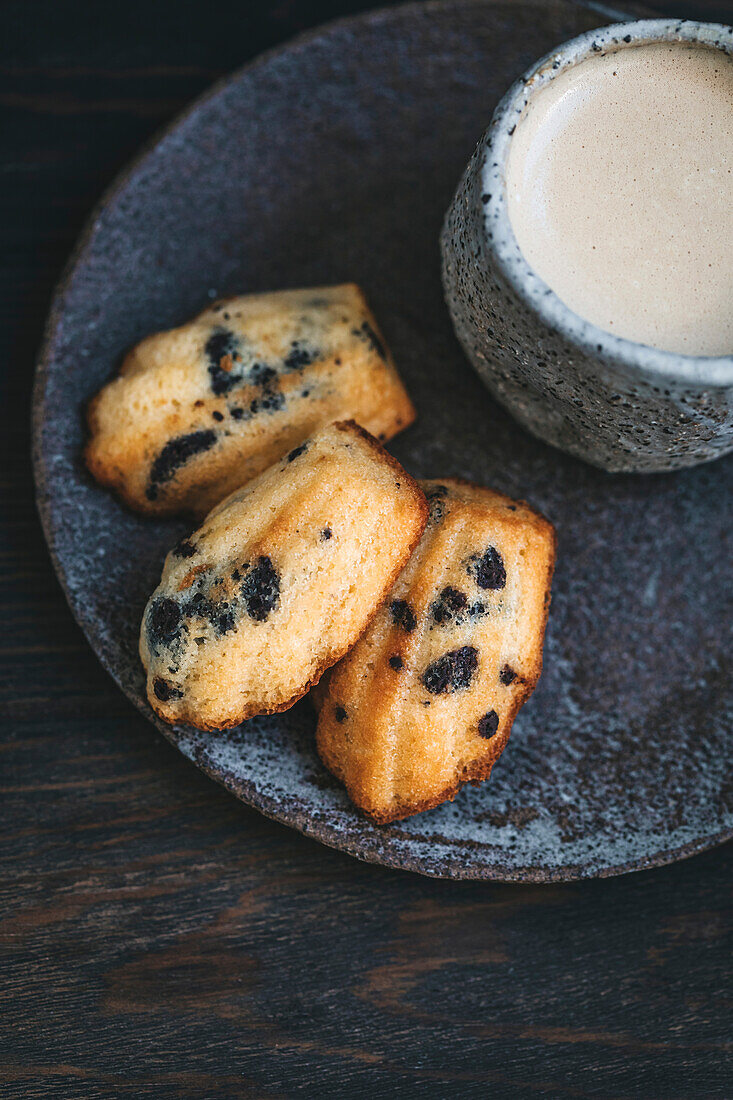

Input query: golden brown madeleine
[316,478,556,823]
[139,421,427,730]
[86,284,416,516]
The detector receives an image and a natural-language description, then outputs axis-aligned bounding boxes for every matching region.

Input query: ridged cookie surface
[87,284,416,516]
[140,421,428,730]
[316,478,556,823]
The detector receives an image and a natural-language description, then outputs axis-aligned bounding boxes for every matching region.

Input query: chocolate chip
[283,341,318,371]
[250,363,277,387]
[250,389,285,415]
[321,527,332,540]
[247,362,284,415]
[217,609,237,634]
[183,590,213,624]
[241,556,280,621]
[334,705,347,723]
[389,655,404,670]
[478,710,499,738]
[172,538,197,559]
[146,430,218,500]
[469,546,506,590]
[153,677,183,702]
[287,443,308,462]
[500,664,517,685]
[390,599,417,633]
[422,646,478,694]
[205,328,243,395]
[230,407,245,420]
[431,585,468,624]
[147,597,182,646]
[212,410,224,422]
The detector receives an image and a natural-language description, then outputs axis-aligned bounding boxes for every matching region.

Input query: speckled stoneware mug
[441,19,733,473]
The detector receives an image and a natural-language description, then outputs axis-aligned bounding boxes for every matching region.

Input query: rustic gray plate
[33,0,732,880]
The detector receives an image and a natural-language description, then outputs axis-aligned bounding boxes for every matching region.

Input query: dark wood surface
[3,2,731,1096]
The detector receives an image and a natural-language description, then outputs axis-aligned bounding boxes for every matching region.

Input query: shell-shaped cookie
[87,284,416,516]
[139,421,428,730]
[315,478,556,823]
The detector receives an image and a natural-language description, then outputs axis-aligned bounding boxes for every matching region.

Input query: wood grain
[1,1,731,1096]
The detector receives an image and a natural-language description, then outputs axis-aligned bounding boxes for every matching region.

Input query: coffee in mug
[505,41,733,356]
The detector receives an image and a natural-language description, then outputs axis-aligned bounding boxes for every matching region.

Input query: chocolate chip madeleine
[315,479,556,823]
[87,284,415,516]
[140,421,427,730]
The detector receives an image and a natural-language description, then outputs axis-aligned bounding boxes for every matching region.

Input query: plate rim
[31,0,732,883]
[170,731,733,881]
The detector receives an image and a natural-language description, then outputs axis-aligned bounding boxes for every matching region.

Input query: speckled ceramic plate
[33,0,732,880]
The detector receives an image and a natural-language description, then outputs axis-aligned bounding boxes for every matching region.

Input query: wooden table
[2,2,730,1095]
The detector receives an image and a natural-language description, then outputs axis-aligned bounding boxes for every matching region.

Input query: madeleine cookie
[316,478,555,823]
[140,421,428,730]
[87,284,416,516]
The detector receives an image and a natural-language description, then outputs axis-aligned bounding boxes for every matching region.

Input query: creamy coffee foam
[505,42,733,357]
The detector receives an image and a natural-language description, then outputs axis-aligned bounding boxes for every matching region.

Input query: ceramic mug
[440,19,733,473]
